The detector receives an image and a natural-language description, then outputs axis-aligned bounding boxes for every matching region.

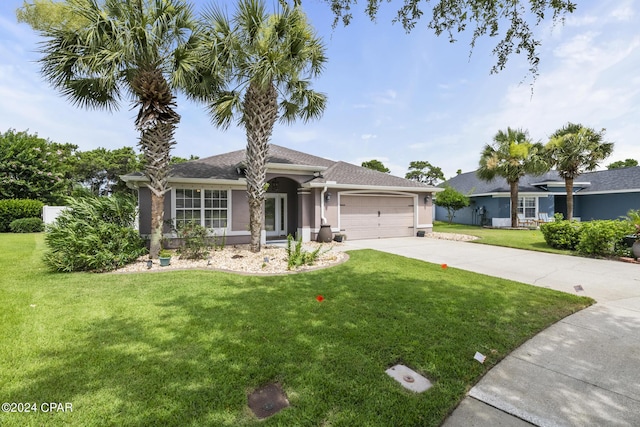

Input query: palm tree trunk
[139,122,175,258]
[510,181,519,228]
[565,177,574,221]
[132,69,179,258]
[243,82,278,253]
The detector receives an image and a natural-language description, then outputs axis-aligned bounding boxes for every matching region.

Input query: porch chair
[538,213,551,224]
[517,213,533,228]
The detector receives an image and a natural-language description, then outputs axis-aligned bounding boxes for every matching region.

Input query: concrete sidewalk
[343,237,640,426]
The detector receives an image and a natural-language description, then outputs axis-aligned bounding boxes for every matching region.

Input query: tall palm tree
[546,123,613,221]
[22,0,200,258]
[477,127,548,228]
[187,0,327,252]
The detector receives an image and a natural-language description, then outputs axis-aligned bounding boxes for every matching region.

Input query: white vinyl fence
[42,206,67,225]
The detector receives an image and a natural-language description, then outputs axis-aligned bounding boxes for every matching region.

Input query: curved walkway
[343,237,640,427]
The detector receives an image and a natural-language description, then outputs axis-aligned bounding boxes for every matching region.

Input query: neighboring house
[122,145,440,245]
[436,167,640,226]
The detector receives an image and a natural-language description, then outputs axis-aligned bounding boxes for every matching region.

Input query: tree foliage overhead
[607,158,638,170]
[0,129,77,204]
[405,160,444,185]
[324,0,577,78]
[361,159,390,173]
[73,147,143,196]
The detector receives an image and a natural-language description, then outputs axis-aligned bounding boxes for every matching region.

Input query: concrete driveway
[343,237,640,426]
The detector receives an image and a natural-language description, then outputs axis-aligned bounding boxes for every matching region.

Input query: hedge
[0,199,44,232]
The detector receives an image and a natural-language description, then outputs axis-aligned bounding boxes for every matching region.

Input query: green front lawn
[1,234,591,426]
[434,221,573,255]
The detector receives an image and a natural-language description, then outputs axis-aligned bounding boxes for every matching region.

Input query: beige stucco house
[122,145,441,245]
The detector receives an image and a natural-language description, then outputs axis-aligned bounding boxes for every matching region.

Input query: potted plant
[158,249,172,267]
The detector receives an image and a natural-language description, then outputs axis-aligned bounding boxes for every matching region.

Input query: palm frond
[208,91,243,130]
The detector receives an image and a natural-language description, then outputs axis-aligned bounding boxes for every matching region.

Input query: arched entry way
[265,177,299,241]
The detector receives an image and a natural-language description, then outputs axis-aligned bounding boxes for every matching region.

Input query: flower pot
[159,256,171,267]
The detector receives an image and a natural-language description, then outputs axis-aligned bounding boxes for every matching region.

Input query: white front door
[265,194,287,237]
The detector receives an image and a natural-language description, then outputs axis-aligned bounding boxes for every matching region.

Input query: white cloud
[611,1,634,21]
[361,133,377,140]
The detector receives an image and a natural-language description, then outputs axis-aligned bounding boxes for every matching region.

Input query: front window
[175,189,228,229]
[517,196,536,218]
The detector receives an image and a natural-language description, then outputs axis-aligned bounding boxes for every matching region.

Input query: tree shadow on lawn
[1,250,592,426]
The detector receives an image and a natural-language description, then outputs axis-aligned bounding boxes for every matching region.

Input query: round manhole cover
[403,375,415,383]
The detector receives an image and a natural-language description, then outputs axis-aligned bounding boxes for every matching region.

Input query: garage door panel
[340,195,415,240]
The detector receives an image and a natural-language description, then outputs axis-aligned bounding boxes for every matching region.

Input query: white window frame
[514,196,537,219]
[172,188,231,234]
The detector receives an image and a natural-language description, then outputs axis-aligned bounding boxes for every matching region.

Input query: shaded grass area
[0,234,592,426]
[434,221,574,255]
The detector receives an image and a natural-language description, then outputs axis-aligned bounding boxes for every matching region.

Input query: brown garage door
[340,195,415,240]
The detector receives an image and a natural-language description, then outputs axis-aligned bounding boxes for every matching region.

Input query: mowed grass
[434,221,573,255]
[0,234,592,426]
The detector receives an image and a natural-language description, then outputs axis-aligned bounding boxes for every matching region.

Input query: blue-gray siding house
[436,167,640,226]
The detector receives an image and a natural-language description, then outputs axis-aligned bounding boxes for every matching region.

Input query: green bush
[43,195,146,272]
[175,222,211,260]
[9,217,44,233]
[576,220,634,257]
[286,234,323,270]
[0,199,44,232]
[540,214,582,250]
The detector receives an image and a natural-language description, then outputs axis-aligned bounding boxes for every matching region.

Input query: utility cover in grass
[248,383,289,419]
[385,364,432,393]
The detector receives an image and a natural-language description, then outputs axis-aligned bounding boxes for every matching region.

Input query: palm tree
[22,0,200,258]
[546,123,613,221]
[477,127,548,228]
[188,0,327,252]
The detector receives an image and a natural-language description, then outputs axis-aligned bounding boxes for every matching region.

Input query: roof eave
[266,163,328,174]
[121,175,248,187]
[305,182,441,192]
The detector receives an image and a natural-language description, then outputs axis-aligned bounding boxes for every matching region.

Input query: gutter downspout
[320,186,328,225]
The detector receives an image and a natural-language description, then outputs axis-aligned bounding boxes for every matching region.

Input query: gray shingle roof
[444,166,640,195]
[169,144,336,180]
[316,161,434,189]
[169,144,435,189]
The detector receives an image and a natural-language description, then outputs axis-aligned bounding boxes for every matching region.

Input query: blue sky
[1,0,638,179]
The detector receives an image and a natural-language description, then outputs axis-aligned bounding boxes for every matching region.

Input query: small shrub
[159,249,172,258]
[175,222,211,260]
[43,195,146,272]
[9,217,44,233]
[286,234,323,270]
[0,199,44,232]
[576,220,634,257]
[540,214,582,250]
